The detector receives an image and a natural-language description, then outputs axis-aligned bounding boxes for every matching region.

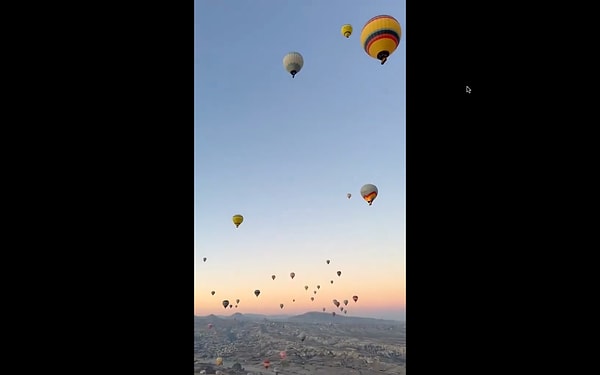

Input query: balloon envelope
[360,184,378,205]
[360,15,402,64]
[283,52,304,78]
[341,24,353,38]
[232,214,243,228]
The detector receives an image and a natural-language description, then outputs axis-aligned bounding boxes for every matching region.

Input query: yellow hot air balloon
[360,15,402,65]
[232,214,243,228]
[283,52,304,78]
[216,357,223,366]
[341,24,353,38]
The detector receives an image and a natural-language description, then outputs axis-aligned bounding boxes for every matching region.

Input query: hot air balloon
[332,311,336,317]
[232,214,244,228]
[207,323,213,329]
[360,184,378,205]
[290,272,295,279]
[211,291,215,296]
[330,280,334,284]
[313,290,317,294]
[203,257,207,262]
[280,303,284,309]
[317,285,320,289]
[280,351,287,360]
[344,310,347,314]
[311,297,314,301]
[337,271,342,277]
[236,299,240,304]
[271,275,276,280]
[293,299,295,302]
[304,285,309,291]
[353,295,358,302]
[347,193,352,199]
[360,15,402,65]
[263,359,271,369]
[343,299,349,306]
[341,24,353,38]
[326,260,330,264]
[340,307,344,311]
[323,307,326,312]
[254,289,260,297]
[222,300,229,309]
[235,305,238,308]
[229,304,232,309]
[283,52,303,78]
[216,357,223,366]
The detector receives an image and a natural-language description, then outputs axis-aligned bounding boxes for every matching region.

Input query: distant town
[194,312,406,374]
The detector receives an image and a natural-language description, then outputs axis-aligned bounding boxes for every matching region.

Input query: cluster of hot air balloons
[204,258,361,315]
[282,15,402,79]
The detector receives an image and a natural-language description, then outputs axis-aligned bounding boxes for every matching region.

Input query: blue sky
[194,0,405,321]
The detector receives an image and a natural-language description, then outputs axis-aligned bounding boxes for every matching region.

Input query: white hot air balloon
[360,184,378,205]
[347,193,352,199]
[283,52,304,78]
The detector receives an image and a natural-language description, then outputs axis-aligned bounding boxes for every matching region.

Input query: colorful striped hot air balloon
[360,15,402,65]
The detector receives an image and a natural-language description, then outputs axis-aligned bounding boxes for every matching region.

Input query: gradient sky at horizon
[194,0,406,321]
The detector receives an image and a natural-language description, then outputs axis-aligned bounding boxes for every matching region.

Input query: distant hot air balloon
[236,299,240,304]
[360,15,402,65]
[317,285,320,289]
[360,184,378,205]
[304,285,309,291]
[280,303,284,309]
[347,193,352,199]
[311,297,314,301]
[293,299,295,302]
[337,271,342,277]
[313,290,317,294]
[272,275,276,280]
[290,272,295,279]
[222,300,229,309]
[263,359,271,369]
[203,257,207,262]
[283,52,303,78]
[344,310,347,314]
[254,289,261,297]
[340,307,344,311]
[353,295,358,302]
[207,323,213,329]
[211,291,215,296]
[216,357,223,366]
[229,304,232,309]
[323,307,326,312]
[332,311,336,317]
[343,299,349,306]
[341,24,353,38]
[326,260,330,264]
[330,280,334,284]
[280,351,287,360]
[232,214,244,228]
[235,305,238,308]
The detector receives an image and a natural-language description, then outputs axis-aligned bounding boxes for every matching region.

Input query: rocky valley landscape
[194,312,406,374]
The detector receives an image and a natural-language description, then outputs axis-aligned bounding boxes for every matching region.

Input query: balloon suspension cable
[380,57,387,65]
